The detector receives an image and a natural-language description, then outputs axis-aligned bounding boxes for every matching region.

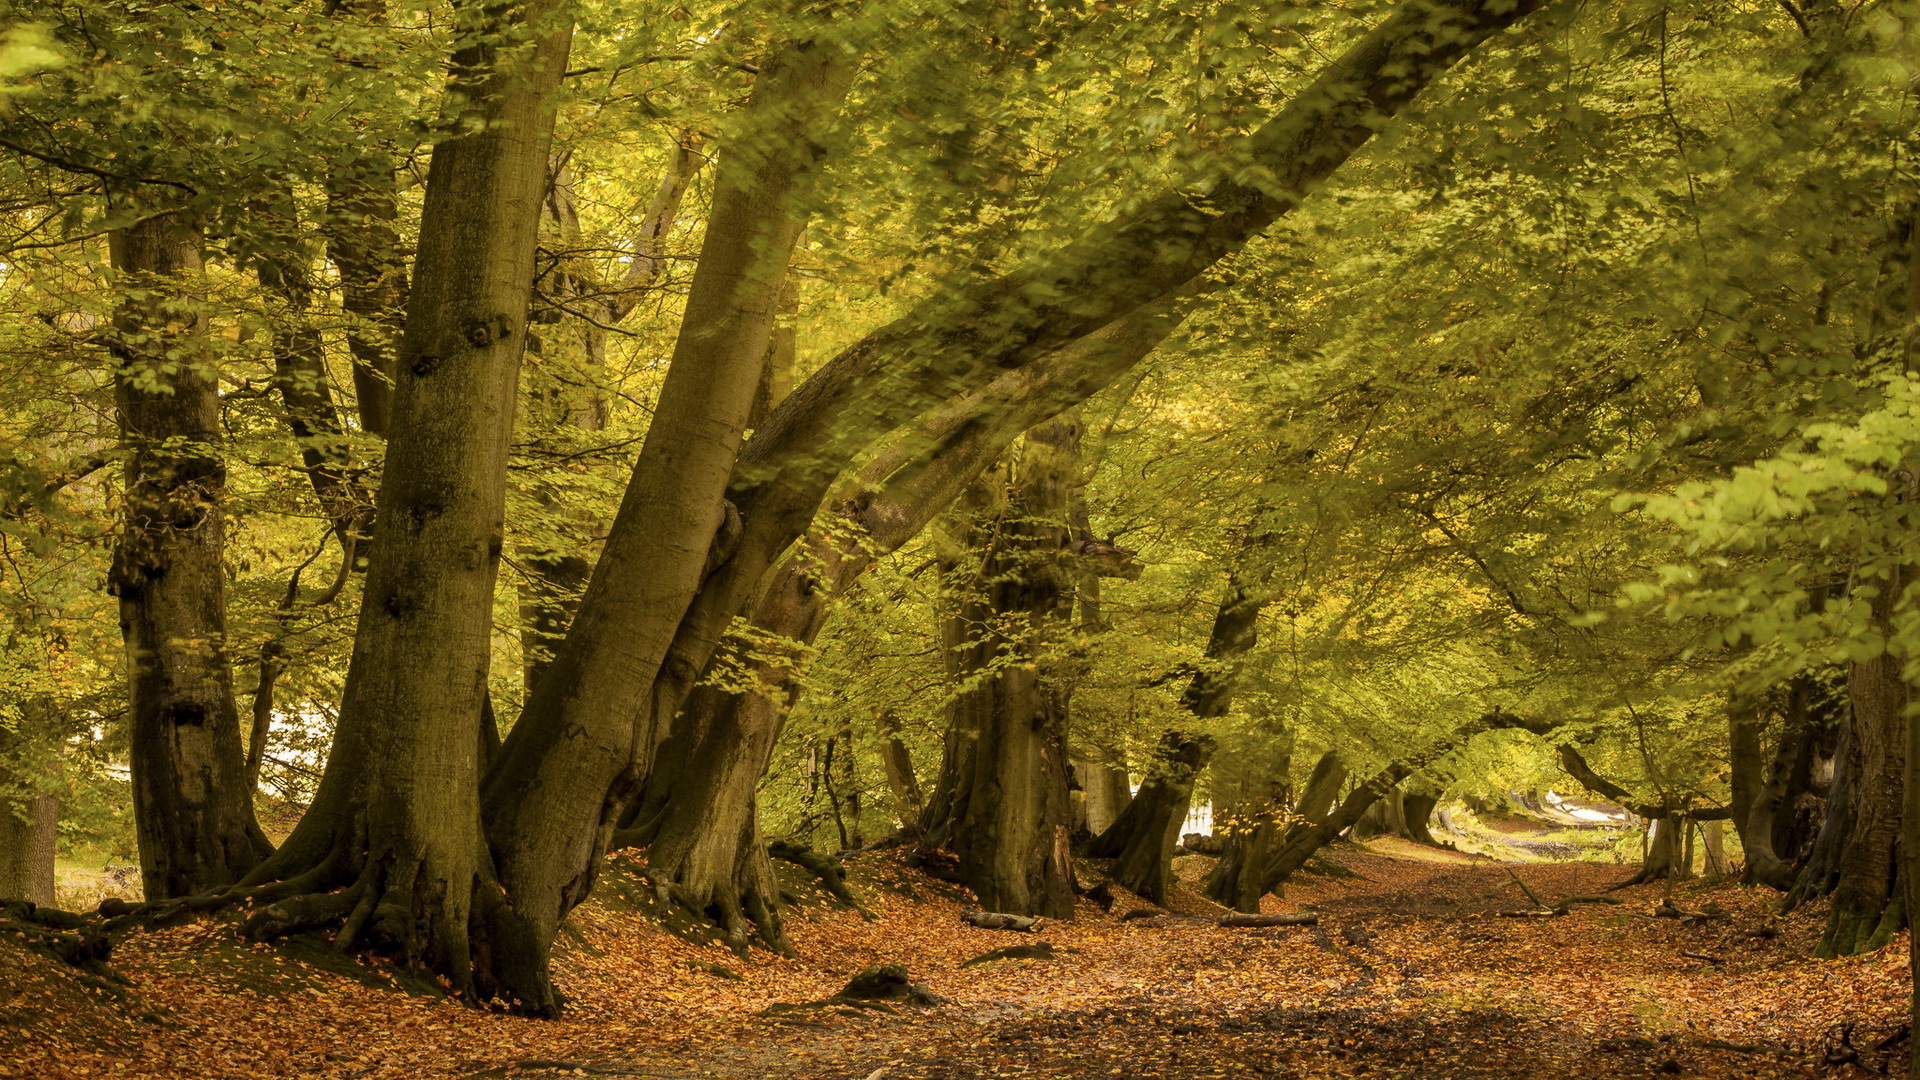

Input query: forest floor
[0,832,1909,1080]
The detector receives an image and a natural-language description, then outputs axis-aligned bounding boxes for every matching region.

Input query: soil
[0,841,1907,1080]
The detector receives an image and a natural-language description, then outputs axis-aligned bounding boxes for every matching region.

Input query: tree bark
[1821,581,1907,957]
[236,0,573,1011]
[1204,750,1344,911]
[620,293,1198,946]
[108,210,271,900]
[878,712,926,838]
[483,33,857,967]
[1732,681,1834,890]
[918,420,1083,917]
[1101,521,1274,901]
[1089,731,1210,904]
[0,708,59,907]
[1402,793,1442,845]
[1076,759,1131,839]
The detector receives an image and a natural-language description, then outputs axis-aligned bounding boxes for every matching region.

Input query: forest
[2,0,1920,1076]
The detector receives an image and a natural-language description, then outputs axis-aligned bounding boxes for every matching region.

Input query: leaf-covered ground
[1,839,1908,1080]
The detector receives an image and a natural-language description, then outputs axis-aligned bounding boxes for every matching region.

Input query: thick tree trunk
[0,710,59,907]
[237,0,573,1012]
[107,211,271,900]
[1402,793,1442,846]
[1702,820,1728,876]
[1629,816,1683,883]
[1821,599,1907,957]
[922,421,1082,918]
[483,35,857,969]
[1354,790,1400,839]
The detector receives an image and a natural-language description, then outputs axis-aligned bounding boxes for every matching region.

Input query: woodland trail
[2,842,1910,1080]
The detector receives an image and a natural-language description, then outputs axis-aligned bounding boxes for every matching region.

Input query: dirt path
[3,845,1908,1079]
[464,850,1906,1080]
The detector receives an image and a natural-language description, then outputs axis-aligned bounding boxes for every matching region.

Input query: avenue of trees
[2,0,1920,1046]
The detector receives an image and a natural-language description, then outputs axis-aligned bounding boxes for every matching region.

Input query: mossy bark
[108,211,272,900]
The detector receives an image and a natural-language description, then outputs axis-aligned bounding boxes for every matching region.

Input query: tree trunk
[108,210,271,900]
[484,0,1540,954]
[1821,593,1907,957]
[1356,789,1406,840]
[1702,819,1728,876]
[922,421,1082,918]
[236,0,573,1012]
[1089,731,1211,904]
[1204,750,1344,911]
[1097,528,1274,901]
[483,34,857,969]
[878,712,926,837]
[622,295,1198,946]
[0,711,59,907]
[1403,793,1442,846]
[1076,760,1131,839]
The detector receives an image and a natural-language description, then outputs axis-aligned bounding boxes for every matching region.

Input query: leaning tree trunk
[620,298,1196,947]
[107,210,272,900]
[236,0,573,1013]
[474,0,1541,966]
[1094,528,1273,903]
[481,34,858,972]
[1204,749,1343,911]
[1089,731,1211,904]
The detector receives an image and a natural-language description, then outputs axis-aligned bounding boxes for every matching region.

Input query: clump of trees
[1,0,1919,1048]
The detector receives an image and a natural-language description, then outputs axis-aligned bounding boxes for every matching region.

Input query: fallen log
[1496,908,1567,918]
[1218,912,1318,928]
[963,910,1040,932]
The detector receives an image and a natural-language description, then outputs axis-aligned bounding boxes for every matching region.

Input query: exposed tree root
[0,901,125,986]
[642,841,793,959]
[767,840,872,918]
[189,815,566,1017]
